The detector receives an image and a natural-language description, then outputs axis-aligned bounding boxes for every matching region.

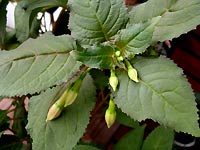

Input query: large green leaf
[129,0,200,42]
[0,33,81,96]
[116,108,139,128]
[114,126,145,150]
[73,145,102,150]
[141,126,174,150]
[15,0,67,42]
[115,16,161,58]
[115,56,200,137]
[71,44,115,69]
[0,0,8,49]
[26,74,96,150]
[69,0,128,45]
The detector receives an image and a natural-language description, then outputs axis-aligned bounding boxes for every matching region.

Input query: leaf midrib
[140,79,180,113]
[156,1,200,26]
[0,51,70,66]
[89,0,110,41]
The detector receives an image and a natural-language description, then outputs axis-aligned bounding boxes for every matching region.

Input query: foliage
[0,0,200,149]
[114,126,174,150]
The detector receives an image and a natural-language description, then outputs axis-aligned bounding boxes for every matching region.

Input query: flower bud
[109,69,118,91]
[46,100,64,122]
[64,72,86,107]
[105,97,116,128]
[117,56,124,62]
[63,88,79,107]
[126,61,139,83]
[115,50,121,57]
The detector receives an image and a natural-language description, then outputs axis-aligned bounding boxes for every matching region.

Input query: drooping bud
[109,69,118,91]
[64,69,88,107]
[64,79,82,107]
[105,96,116,128]
[126,61,139,83]
[46,99,64,122]
[46,69,89,122]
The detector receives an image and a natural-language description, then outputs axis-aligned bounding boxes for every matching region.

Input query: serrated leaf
[73,145,102,150]
[114,125,145,150]
[71,44,115,69]
[141,126,174,150]
[0,33,81,96]
[22,0,67,10]
[115,16,161,58]
[15,0,67,42]
[116,108,139,128]
[0,0,8,49]
[69,0,128,45]
[15,3,39,42]
[26,74,96,150]
[115,56,200,137]
[129,0,200,42]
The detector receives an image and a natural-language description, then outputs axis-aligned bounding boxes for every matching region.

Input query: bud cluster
[115,49,124,62]
[46,70,88,122]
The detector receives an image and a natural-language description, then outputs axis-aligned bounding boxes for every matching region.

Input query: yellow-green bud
[63,89,78,107]
[115,50,121,57]
[117,56,124,62]
[105,97,116,128]
[46,100,64,122]
[126,61,139,83]
[109,70,118,91]
[64,73,85,107]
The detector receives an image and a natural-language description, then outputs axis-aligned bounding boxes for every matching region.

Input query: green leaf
[0,0,8,49]
[22,0,67,10]
[141,126,174,150]
[0,33,81,96]
[26,74,96,150]
[15,0,67,42]
[116,108,139,128]
[115,56,200,137]
[12,98,27,138]
[73,145,102,150]
[129,0,200,42]
[195,92,200,104]
[115,16,161,58]
[15,3,39,42]
[71,44,115,69]
[0,110,8,127]
[89,69,109,90]
[114,125,145,150]
[69,0,128,45]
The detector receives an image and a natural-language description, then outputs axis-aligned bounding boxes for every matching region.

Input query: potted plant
[0,0,200,149]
